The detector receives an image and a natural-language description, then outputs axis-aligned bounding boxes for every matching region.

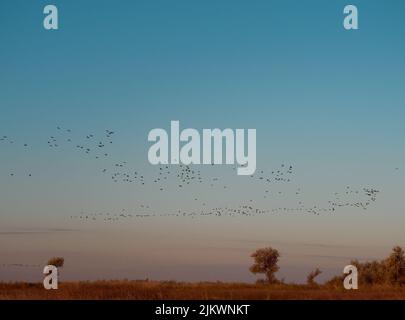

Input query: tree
[47,257,64,268]
[46,257,64,279]
[325,246,405,287]
[348,259,385,285]
[385,246,405,285]
[249,247,280,284]
[307,268,322,286]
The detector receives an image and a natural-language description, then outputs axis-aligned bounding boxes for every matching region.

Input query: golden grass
[1,281,405,300]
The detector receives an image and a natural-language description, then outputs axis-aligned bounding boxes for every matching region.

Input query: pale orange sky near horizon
[1,206,404,283]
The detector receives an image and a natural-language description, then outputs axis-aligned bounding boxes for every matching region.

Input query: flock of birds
[69,186,380,222]
[1,126,385,223]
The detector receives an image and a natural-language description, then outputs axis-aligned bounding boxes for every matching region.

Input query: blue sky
[0,0,404,282]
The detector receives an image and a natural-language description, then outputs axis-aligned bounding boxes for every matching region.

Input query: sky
[0,0,405,283]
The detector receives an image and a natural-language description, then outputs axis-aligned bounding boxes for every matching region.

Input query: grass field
[1,281,405,300]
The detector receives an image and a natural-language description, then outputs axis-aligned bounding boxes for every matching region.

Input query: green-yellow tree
[250,247,280,284]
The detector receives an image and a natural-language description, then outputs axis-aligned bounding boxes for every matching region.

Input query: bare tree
[249,247,280,284]
[307,268,322,285]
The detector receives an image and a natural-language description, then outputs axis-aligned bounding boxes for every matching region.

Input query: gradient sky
[0,0,405,283]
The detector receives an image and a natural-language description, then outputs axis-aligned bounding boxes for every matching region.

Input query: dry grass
[1,281,405,300]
